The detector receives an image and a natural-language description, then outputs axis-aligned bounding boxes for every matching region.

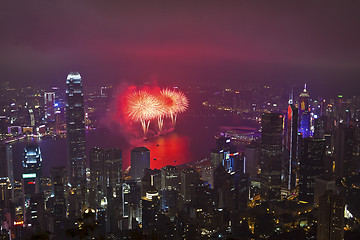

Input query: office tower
[325,99,335,118]
[0,116,9,135]
[104,148,122,197]
[224,152,244,173]
[50,166,67,238]
[335,95,346,124]
[122,180,141,230]
[131,147,150,181]
[317,190,344,240]
[299,84,310,116]
[180,168,200,203]
[299,84,312,138]
[89,147,122,208]
[284,104,298,191]
[66,72,86,187]
[244,142,260,177]
[44,92,55,122]
[314,176,338,204]
[210,150,223,167]
[0,144,14,200]
[29,193,46,233]
[141,169,161,197]
[234,172,249,211]
[314,115,328,138]
[0,178,12,209]
[141,190,159,229]
[89,147,105,208]
[101,148,122,236]
[201,165,214,188]
[298,138,326,203]
[161,165,179,190]
[334,125,355,178]
[0,177,12,238]
[150,169,162,192]
[161,187,178,214]
[210,137,237,168]
[214,165,235,211]
[22,143,42,225]
[260,113,283,200]
[23,144,42,184]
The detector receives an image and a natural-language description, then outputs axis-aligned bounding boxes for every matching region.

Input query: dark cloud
[1,1,360,95]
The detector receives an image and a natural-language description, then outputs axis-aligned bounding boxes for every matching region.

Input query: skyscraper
[314,115,328,139]
[298,138,326,203]
[244,142,260,178]
[23,144,42,179]
[22,143,42,225]
[89,147,105,208]
[0,144,13,200]
[161,165,179,190]
[284,104,298,191]
[317,190,344,240]
[299,84,312,138]
[50,166,67,238]
[66,72,86,187]
[260,113,283,200]
[104,148,122,197]
[180,168,199,203]
[334,125,355,178]
[44,92,55,122]
[131,147,150,181]
[89,147,122,206]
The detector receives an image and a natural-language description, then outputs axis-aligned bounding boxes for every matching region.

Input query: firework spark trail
[158,89,176,131]
[160,89,189,126]
[127,91,163,135]
[125,87,188,135]
[157,116,164,132]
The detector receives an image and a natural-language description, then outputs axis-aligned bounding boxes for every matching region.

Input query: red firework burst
[127,91,162,121]
[174,91,189,113]
[159,88,189,126]
[160,88,178,117]
[123,87,189,135]
[127,91,164,135]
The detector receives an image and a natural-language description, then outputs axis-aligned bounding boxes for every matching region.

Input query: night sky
[1,1,360,96]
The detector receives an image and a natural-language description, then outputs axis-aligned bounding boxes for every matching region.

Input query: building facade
[66,72,86,187]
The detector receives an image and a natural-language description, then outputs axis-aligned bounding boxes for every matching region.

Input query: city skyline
[1,2,360,239]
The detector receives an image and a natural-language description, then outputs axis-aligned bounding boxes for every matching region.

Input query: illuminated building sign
[22,173,36,179]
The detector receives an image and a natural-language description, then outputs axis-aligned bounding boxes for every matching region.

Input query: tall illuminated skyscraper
[22,143,42,225]
[260,113,283,200]
[66,72,86,187]
[284,103,298,191]
[44,92,55,122]
[299,84,311,138]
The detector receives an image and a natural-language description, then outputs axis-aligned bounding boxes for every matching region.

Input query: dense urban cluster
[1,73,360,240]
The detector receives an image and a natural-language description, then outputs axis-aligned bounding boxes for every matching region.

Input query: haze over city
[1,1,360,96]
[1,1,360,240]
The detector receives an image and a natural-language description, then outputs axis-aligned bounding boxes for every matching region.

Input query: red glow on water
[121,132,191,170]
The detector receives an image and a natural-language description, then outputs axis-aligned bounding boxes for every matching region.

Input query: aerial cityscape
[1,1,360,240]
